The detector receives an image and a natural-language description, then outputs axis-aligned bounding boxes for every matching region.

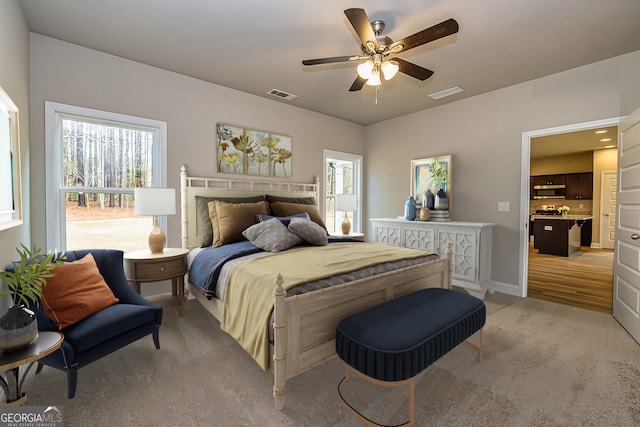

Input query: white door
[601,171,617,249]
[613,106,640,344]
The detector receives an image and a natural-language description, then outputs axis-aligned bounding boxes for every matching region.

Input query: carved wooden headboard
[180,165,320,249]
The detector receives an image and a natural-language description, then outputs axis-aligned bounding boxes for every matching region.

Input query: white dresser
[370,218,495,299]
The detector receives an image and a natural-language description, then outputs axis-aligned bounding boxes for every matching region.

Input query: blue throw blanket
[188,236,360,299]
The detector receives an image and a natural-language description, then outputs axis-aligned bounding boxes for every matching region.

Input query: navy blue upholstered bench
[335,288,486,427]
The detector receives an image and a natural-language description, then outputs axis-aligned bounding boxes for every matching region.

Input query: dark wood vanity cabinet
[565,172,593,199]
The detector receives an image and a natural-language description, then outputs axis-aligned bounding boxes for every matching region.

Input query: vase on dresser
[404,196,416,220]
[434,189,448,210]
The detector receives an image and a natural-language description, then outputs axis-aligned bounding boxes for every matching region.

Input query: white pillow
[288,217,329,246]
[242,218,303,252]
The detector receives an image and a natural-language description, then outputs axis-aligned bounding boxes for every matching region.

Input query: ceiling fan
[302,8,459,92]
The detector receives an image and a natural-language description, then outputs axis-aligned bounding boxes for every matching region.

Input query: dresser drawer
[124,256,187,281]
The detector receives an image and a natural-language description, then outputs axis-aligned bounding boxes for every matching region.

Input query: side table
[0,331,64,406]
[123,248,189,316]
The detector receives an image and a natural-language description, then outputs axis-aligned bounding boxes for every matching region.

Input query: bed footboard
[272,244,452,410]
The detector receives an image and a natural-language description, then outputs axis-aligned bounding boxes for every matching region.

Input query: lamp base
[341,216,352,235]
[148,217,166,254]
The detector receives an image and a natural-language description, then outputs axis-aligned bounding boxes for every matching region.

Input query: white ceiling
[18,0,640,126]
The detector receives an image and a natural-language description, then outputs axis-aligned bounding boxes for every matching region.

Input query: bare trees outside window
[46,102,167,252]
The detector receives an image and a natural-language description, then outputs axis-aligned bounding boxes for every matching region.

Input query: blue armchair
[26,249,163,398]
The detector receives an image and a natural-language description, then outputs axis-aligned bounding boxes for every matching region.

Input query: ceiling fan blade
[302,56,360,66]
[390,18,459,53]
[349,76,367,92]
[344,8,378,52]
[392,58,434,81]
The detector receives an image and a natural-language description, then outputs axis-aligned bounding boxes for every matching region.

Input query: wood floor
[528,243,614,313]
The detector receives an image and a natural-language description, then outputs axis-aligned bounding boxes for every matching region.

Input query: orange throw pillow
[41,253,119,329]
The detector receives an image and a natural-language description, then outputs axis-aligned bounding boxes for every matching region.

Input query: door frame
[519,117,624,298]
[600,170,617,249]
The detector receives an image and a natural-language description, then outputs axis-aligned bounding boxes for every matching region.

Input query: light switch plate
[498,202,510,212]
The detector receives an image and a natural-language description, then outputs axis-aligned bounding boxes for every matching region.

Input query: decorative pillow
[243,218,303,252]
[265,195,317,206]
[41,253,119,330]
[196,195,265,247]
[209,200,270,247]
[288,217,329,246]
[270,201,328,231]
[255,212,310,226]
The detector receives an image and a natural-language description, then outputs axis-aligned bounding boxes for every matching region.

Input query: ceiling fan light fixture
[357,60,374,79]
[366,69,381,86]
[381,60,399,80]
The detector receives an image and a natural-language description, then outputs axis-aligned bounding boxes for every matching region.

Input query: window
[45,102,167,251]
[323,150,362,234]
[0,87,22,231]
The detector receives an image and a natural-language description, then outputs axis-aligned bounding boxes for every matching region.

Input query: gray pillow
[242,218,303,252]
[196,195,265,247]
[288,217,329,246]
[255,212,310,226]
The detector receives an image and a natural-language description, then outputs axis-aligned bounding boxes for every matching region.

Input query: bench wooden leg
[337,360,415,427]
[463,327,484,361]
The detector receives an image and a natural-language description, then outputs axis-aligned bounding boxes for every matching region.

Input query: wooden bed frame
[180,165,452,409]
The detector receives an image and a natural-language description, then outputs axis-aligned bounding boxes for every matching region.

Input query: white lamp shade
[134,188,176,216]
[366,69,381,86]
[382,60,399,80]
[357,61,374,79]
[335,194,358,212]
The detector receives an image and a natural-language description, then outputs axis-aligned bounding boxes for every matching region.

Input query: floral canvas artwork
[217,123,292,177]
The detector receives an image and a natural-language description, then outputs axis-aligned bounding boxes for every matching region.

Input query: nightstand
[123,248,189,316]
[330,232,365,241]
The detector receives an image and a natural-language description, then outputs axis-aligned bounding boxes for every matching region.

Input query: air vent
[429,86,463,100]
[268,89,298,101]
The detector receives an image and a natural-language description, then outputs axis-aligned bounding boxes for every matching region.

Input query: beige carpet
[22,292,640,426]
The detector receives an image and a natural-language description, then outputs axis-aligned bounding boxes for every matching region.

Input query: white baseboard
[491,280,523,297]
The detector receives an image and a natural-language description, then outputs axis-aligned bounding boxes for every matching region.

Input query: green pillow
[265,195,316,205]
[196,195,265,247]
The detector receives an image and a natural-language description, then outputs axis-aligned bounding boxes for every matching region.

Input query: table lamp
[134,188,176,253]
[335,194,357,235]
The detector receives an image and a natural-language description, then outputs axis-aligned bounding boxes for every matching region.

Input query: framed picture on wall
[216,123,292,178]
[411,155,452,210]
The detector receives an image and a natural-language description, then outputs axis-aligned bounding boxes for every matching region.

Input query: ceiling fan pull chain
[375,85,379,105]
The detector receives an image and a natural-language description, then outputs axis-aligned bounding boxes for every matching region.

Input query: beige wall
[27,34,365,249]
[0,0,30,312]
[365,51,640,295]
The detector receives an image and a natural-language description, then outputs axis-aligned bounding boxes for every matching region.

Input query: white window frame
[45,102,167,250]
[323,149,363,233]
[0,87,22,231]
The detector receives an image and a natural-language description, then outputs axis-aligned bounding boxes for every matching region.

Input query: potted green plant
[426,157,447,190]
[0,244,65,351]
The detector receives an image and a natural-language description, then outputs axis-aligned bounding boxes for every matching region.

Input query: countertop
[530,215,593,220]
